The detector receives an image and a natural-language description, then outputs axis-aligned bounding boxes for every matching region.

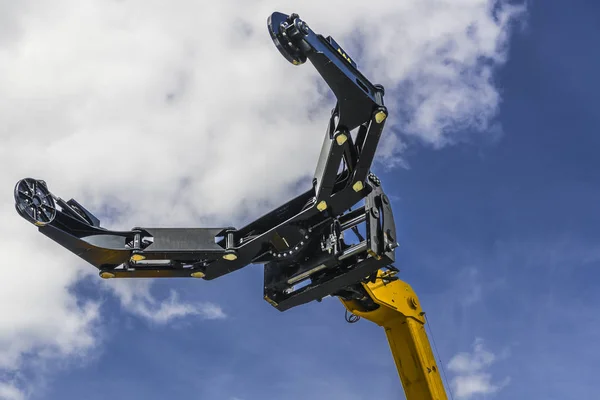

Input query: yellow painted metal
[337,47,353,64]
[336,133,348,145]
[352,181,364,192]
[340,270,448,400]
[264,295,278,307]
[375,110,387,124]
[316,200,328,212]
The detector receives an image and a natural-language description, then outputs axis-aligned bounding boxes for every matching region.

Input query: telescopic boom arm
[341,270,448,399]
[14,12,448,399]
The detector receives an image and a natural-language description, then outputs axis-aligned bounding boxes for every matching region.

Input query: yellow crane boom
[341,270,448,399]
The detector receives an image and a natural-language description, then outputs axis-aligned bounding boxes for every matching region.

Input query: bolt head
[223,253,238,261]
[130,254,145,262]
[375,110,387,124]
[408,297,418,309]
[100,271,115,279]
[335,133,348,145]
[316,200,328,212]
[352,181,364,192]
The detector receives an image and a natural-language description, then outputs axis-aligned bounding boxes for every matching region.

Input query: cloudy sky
[1,0,597,399]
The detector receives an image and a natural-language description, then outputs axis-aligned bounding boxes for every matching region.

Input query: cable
[387,264,399,273]
[424,314,455,400]
[376,275,398,283]
[345,309,360,323]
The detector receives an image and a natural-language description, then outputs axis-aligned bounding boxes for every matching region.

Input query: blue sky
[2,1,599,399]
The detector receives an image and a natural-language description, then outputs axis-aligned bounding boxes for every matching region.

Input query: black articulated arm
[14,11,395,312]
[14,12,451,400]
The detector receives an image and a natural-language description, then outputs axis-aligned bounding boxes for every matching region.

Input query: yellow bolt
[375,110,387,124]
[100,271,115,279]
[264,295,278,307]
[367,249,382,260]
[223,253,238,261]
[190,271,205,278]
[335,133,348,145]
[316,200,328,212]
[130,254,145,262]
[352,181,364,192]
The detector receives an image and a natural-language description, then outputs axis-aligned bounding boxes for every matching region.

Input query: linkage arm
[268,12,389,216]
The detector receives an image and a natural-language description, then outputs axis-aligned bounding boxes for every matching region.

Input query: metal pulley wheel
[14,178,56,226]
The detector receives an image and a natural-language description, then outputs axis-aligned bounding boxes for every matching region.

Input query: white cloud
[0,212,100,378]
[0,382,25,400]
[448,338,510,399]
[0,0,525,397]
[106,280,226,323]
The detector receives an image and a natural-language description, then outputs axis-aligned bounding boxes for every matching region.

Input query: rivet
[375,110,387,124]
[130,254,145,262]
[335,133,348,145]
[317,201,328,212]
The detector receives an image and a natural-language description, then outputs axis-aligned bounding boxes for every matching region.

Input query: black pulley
[267,12,308,66]
[14,178,56,226]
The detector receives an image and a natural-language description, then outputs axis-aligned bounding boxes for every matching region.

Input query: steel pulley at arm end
[14,178,238,280]
[268,12,309,66]
[15,178,57,227]
[268,11,385,132]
